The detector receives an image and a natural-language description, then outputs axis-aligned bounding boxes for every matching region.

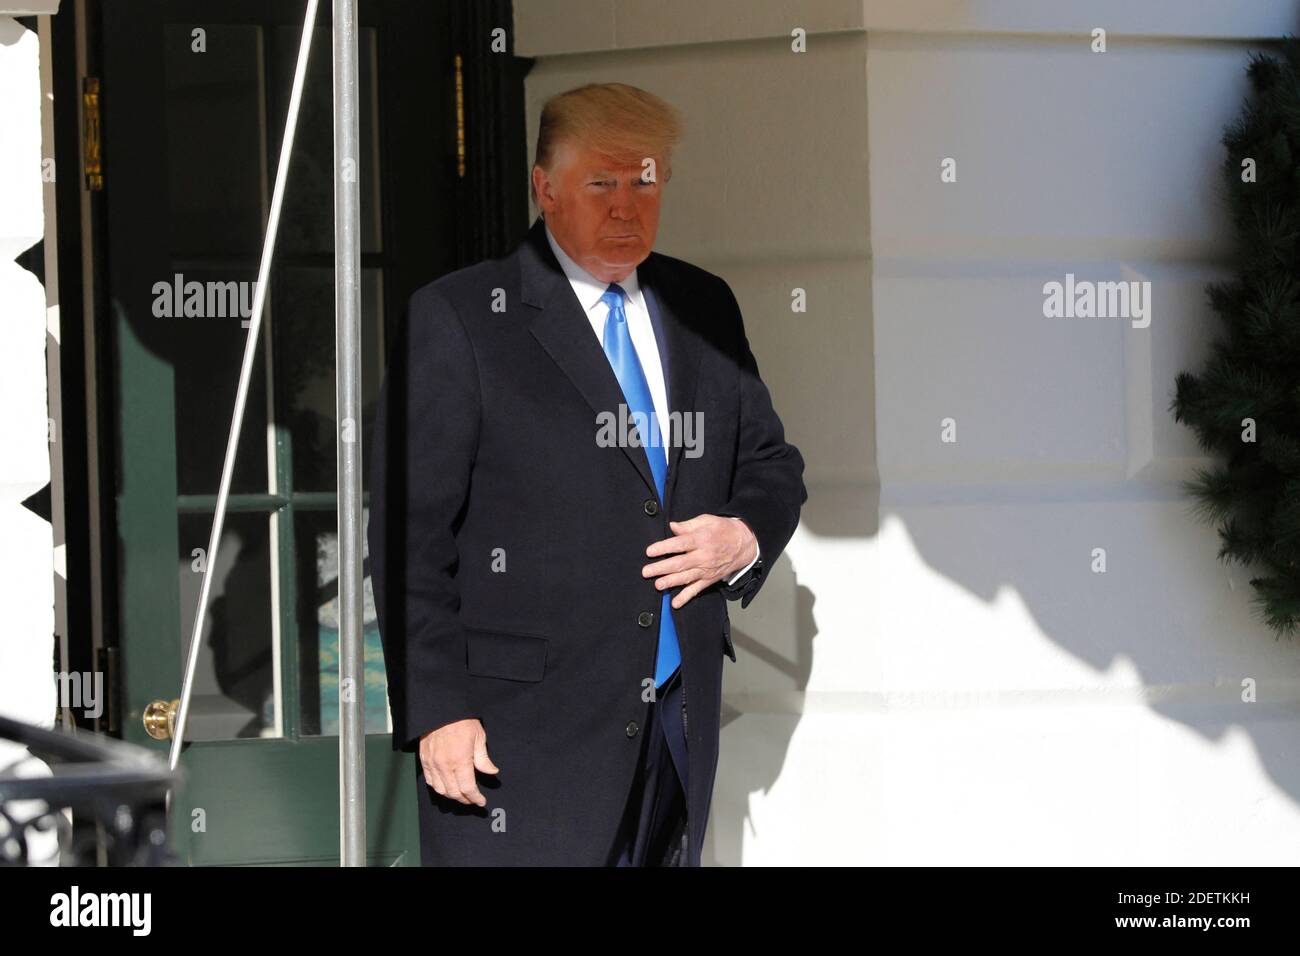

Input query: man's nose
[609,183,637,217]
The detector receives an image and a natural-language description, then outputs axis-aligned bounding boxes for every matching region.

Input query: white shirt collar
[543,219,642,311]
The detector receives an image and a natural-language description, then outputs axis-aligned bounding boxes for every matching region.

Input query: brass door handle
[143,698,180,740]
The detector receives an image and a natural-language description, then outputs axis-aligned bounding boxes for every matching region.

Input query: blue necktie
[600,283,681,688]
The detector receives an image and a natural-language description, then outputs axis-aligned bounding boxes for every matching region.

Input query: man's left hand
[643,514,758,609]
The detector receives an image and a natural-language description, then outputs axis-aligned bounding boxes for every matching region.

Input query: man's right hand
[418,718,499,807]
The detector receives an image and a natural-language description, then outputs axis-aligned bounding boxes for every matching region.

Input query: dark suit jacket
[367,215,806,865]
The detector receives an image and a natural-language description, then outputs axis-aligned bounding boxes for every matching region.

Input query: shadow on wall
[877,485,1300,790]
[706,574,819,868]
[700,301,1300,865]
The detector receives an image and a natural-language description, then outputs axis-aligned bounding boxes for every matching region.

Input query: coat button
[626,720,640,737]
[637,610,654,628]
[643,498,659,516]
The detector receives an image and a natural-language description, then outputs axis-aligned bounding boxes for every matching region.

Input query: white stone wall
[0,3,60,865]
[517,0,1300,864]
[0,10,56,730]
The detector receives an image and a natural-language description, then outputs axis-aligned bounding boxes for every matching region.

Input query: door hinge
[97,645,121,735]
[82,76,103,191]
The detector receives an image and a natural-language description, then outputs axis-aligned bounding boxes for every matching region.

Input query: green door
[99,0,460,865]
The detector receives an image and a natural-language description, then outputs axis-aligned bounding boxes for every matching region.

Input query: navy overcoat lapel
[520,217,702,507]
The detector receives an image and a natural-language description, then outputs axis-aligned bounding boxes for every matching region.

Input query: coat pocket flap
[465,628,549,682]
[722,616,736,662]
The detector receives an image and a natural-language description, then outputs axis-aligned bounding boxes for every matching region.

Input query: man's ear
[531,165,547,210]
[527,169,543,212]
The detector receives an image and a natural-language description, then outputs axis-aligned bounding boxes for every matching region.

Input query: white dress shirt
[543,221,759,586]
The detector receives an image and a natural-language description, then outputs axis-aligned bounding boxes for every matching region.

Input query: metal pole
[169,0,320,775]
[333,0,367,866]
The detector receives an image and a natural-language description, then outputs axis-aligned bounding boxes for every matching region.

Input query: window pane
[294,508,388,737]
[164,24,266,258]
[163,22,271,494]
[176,511,279,740]
[273,266,383,492]
[169,266,271,495]
[273,25,382,255]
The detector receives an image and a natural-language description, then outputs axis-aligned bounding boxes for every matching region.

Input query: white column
[0,1,62,866]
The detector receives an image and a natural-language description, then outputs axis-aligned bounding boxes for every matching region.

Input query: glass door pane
[176,511,279,739]
[273,266,384,493]
[163,23,271,495]
[165,23,267,258]
[294,509,388,736]
[274,25,383,255]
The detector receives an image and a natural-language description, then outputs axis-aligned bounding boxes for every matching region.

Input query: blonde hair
[532,83,683,204]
